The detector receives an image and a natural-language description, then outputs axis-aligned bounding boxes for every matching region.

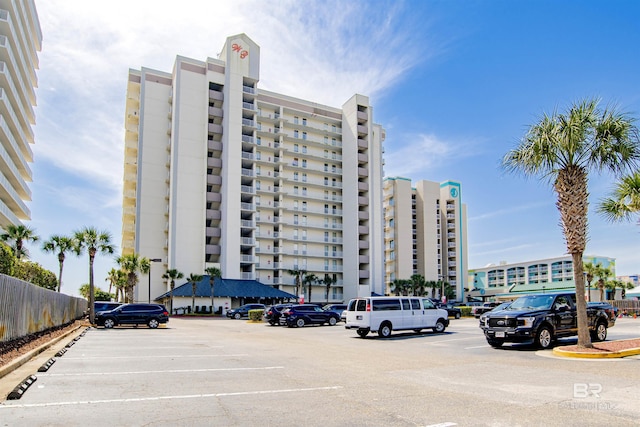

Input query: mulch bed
[0,320,85,368]
[557,338,640,353]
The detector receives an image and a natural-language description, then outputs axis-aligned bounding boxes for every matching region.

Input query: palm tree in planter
[502,98,640,348]
[42,235,74,292]
[162,269,184,315]
[1,224,39,259]
[73,227,114,325]
[187,273,203,314]
[204,267,222,314]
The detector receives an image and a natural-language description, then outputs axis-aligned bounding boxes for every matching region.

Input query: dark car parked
[437,303,462,319]
[226,303,266,319]
[264,304,293,325]
[323,304,347,319]
[281,304,341,327]
[95,303,169,329]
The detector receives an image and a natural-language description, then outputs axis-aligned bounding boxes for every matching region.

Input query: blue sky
[26,0,640,296]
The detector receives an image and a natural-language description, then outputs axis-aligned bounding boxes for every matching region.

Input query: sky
[25,0,640,297]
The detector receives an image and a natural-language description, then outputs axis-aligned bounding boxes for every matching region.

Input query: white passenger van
[344,296,449,338]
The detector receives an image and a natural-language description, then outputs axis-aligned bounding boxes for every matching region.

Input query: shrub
[460,307,473,317]
[248,309,264,322]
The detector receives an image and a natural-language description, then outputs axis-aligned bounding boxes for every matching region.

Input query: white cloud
[33,0,433,209]
[468,201,550,222]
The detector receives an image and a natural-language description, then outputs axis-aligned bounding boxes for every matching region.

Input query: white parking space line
[41,366,284,377]
[425,337,481,345]
[62,354,248,360]
[464,345,489,349]
[0,386,343,409]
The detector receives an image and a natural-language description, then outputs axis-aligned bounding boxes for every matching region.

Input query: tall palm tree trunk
[57,253,65,292]
[556,167,592,348]
[88,253,95,325]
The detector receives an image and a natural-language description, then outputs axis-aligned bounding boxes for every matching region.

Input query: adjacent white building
[0,0,41,229]
[123,34,385,304]
[383,177,469,301]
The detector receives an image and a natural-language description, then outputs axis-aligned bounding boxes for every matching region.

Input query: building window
[256,180,261,190]
[294,172,299,181]
[324,163,329,172]
[302,159,307,168]
[302,187,307,196]
[294,214,299,225]
[302,118,307,126]
[324,150,328,158]
[293,158,299,166]
[324,177,329,186]
[294,186,299,195]
[324,231,329,242]
[302,215,307,225]
[332,125,336,132]
[302,173,307,182]
[294,144,299,152]
[294,130,299,138]
[302,145,307,154]
[294,116,299,125]
[294,200,299,210]
[302,201,307,211]
[302,131,307,140]
[324,136,328,144]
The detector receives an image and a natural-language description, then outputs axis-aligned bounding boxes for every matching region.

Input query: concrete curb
[0,324,86,380]
[553,343,640,359]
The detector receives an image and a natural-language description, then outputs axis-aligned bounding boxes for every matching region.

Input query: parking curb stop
[7,374,37,400]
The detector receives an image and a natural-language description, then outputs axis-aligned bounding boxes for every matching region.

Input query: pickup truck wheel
[357,328,369,338]
[592,322,607,342]
[487,339,504,348]
[433,319,446,333]
[378,322,392,338]
[147,318,159,329]
[536,326,553,349]
[328,317,337,326]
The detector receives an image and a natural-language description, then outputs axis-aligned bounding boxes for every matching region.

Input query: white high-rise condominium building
[0,0,41,228]
[383,177,468,301]
[123,34,385,303]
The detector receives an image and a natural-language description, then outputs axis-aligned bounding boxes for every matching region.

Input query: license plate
[356,315,363,320]
[495,331,505,338]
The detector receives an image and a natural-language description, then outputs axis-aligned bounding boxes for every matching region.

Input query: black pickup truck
[479,292,615,349]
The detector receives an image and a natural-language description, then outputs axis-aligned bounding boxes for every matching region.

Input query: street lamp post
[148,258,162,303]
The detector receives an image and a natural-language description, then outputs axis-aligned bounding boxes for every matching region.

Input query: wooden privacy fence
[609,299,640,314]
[0,274,87,343]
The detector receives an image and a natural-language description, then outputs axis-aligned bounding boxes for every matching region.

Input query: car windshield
[509,295,555,310]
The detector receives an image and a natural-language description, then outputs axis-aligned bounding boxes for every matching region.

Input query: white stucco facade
[123,34,385,303]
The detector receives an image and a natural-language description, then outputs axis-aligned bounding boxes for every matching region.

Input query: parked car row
[95,303,169,329]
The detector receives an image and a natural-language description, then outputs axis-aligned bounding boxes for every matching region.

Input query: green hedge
[459,307,473,317]
[248,309,264,321]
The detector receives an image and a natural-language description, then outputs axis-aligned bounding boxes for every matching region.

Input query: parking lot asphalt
[1,317,639,426]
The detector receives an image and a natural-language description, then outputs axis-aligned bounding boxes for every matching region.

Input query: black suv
[282,304,341,328]
[264,304,293,325]
[226,303,266,319]
[96,303,169,329]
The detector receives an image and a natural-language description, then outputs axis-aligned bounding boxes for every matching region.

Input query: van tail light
[366,303,371,312]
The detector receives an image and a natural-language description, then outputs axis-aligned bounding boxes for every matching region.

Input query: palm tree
[410,274,426,296]
[116,253,150,303]
[187,273,203,313]
[73,227,114,325]
[162,268,184,315]
[205,266,222,314]
[595,265,613,302]
[390,279,408,296]
[583,261,599,302]
[42,235,74,292]
[303,273,318,303]
[621,281,635,299]
[105,268,126,301]
[598,171,640,223]
[322,274,336,303]
[1,224,39,259]
[502,98,640,348]
[287,268,307,300]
